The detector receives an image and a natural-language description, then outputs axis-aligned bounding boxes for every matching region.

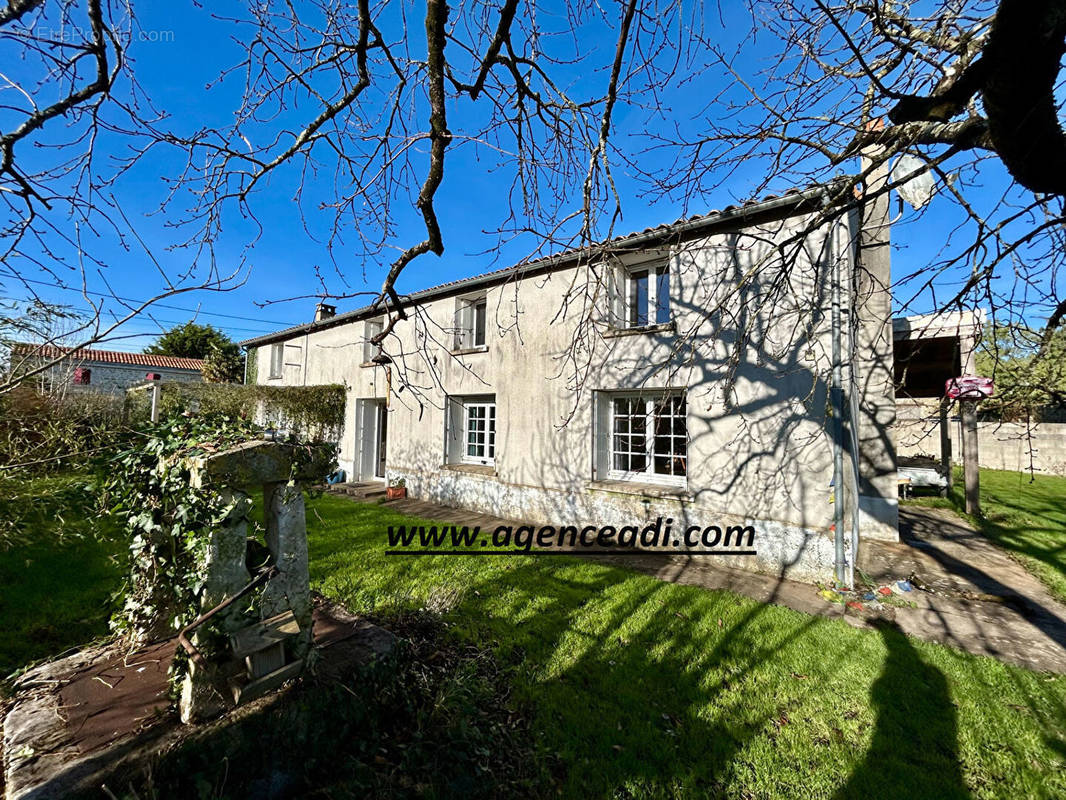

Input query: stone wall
[388,466,837,583]
[895,399,1066,476]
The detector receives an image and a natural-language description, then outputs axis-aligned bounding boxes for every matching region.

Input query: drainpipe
[829,210,847,585]
[844,209,863,592]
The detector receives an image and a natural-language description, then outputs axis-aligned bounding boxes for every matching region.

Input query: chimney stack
[314,302,336,322]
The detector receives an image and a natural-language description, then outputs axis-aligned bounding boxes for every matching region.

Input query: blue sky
[1,1,1031,351]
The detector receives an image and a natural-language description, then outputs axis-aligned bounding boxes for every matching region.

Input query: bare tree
[0,0,246,392]
[641,1,1066,348]
[5,0,1066,401]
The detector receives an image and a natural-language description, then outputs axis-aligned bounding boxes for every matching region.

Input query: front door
[375,403,387,478]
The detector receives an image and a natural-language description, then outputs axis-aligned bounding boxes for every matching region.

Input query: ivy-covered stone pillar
[178,440,333,723]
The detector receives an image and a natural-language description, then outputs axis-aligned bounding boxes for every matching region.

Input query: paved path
[362,496,1066,673]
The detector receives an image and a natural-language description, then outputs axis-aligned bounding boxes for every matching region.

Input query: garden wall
[895,399,1066,476]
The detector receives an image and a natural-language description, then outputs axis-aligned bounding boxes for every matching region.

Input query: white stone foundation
[387,467,839,583]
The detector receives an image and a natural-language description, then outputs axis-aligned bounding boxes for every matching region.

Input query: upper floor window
[607,392,687,484]
[269,343,284,379]
[364,318,384,363]
[625,263,670,328]
[455,294,488,350]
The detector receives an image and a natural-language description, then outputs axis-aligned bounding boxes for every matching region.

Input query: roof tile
[12,344,205,371]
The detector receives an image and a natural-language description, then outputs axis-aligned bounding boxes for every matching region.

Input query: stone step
[229,657,304,705]
[328,482,387,499]
[230,610,300,659]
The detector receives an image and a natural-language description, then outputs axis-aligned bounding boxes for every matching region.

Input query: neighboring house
[10,344,205,394]
[241,183,899,581]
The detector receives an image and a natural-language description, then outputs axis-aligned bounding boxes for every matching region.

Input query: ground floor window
[463,399,496,465]
[608,392,687,483]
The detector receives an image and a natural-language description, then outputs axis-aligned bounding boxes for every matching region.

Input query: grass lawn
[906,467,1066,605]
[0,474,124,681]
[307,494,1066,799]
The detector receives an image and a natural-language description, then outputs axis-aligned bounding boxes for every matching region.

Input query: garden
[1,386,1065,798]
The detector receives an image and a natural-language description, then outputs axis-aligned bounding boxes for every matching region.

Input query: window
[269,343,284,379]
[72,367,91,386]
[463,399,496,465]
[473,298,487,347]
[364,318,384,363]
[455,294,488,350]
[621,263,670,328]
[608,392,686,483]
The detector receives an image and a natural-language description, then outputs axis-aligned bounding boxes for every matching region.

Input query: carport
[892,311,985,512]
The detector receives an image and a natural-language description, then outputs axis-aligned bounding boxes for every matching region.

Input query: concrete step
[328,482,387,500]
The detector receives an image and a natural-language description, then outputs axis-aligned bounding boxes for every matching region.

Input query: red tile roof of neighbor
[12,344,205,371]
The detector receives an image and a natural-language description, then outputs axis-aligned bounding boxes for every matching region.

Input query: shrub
[0,387,128,474]
[127,382,347,442]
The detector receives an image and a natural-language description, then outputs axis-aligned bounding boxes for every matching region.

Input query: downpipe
[830,217,847,585]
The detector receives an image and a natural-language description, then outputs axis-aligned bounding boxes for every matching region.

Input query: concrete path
[365,496,1066,673]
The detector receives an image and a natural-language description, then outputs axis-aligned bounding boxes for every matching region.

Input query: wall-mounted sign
[946,375,994,400]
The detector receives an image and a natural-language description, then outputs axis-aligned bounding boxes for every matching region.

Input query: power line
[0,274,302,327]
[0,296,282,335]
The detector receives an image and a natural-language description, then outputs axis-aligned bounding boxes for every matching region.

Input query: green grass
[307,495,1066,799]
[2,475,1065,796]
[906,467,1066,604]
[0,474,124,681]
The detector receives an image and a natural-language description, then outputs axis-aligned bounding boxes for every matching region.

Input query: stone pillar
[262,482,313,659]
[201,489,254,633]
[180,489,253,724]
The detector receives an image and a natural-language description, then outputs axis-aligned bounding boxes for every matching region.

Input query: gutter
[239,181,849,349]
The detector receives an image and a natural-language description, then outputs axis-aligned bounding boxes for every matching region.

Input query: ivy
[103,414,262,651]
[125,383,346,441]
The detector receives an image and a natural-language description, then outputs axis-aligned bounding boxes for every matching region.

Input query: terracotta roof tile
[12,344,205,371]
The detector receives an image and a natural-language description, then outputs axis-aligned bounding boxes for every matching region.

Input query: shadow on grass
[834,620,970,799]
[305,497,1017,796]
[908,467,1066,604]
[0,476,124,680]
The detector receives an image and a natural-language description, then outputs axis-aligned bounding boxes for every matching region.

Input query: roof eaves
[238,183,838,349]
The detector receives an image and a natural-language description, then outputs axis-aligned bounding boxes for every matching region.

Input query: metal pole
[150,383,160,423]
[830,225,846,585]
[939,398,952,495]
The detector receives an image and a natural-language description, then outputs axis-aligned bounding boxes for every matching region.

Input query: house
[240,182,899,581]
[10,344,205,394]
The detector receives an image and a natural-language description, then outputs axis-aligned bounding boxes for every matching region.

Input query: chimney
[314,302,336,322]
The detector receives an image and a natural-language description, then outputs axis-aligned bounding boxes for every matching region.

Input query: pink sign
[946,375,994,400]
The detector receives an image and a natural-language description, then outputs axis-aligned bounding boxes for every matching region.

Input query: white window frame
[620,260,670,329]
[269,343,284,379]
[454,294,488,350]
[363,318,384,364]
[461,399,496,466]
[605,391,687,486]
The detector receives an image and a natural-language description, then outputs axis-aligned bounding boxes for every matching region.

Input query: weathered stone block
[261,482,313,659]
[188,440,334,488]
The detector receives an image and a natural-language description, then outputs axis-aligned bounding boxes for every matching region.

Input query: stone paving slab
[377,496,1066,673]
